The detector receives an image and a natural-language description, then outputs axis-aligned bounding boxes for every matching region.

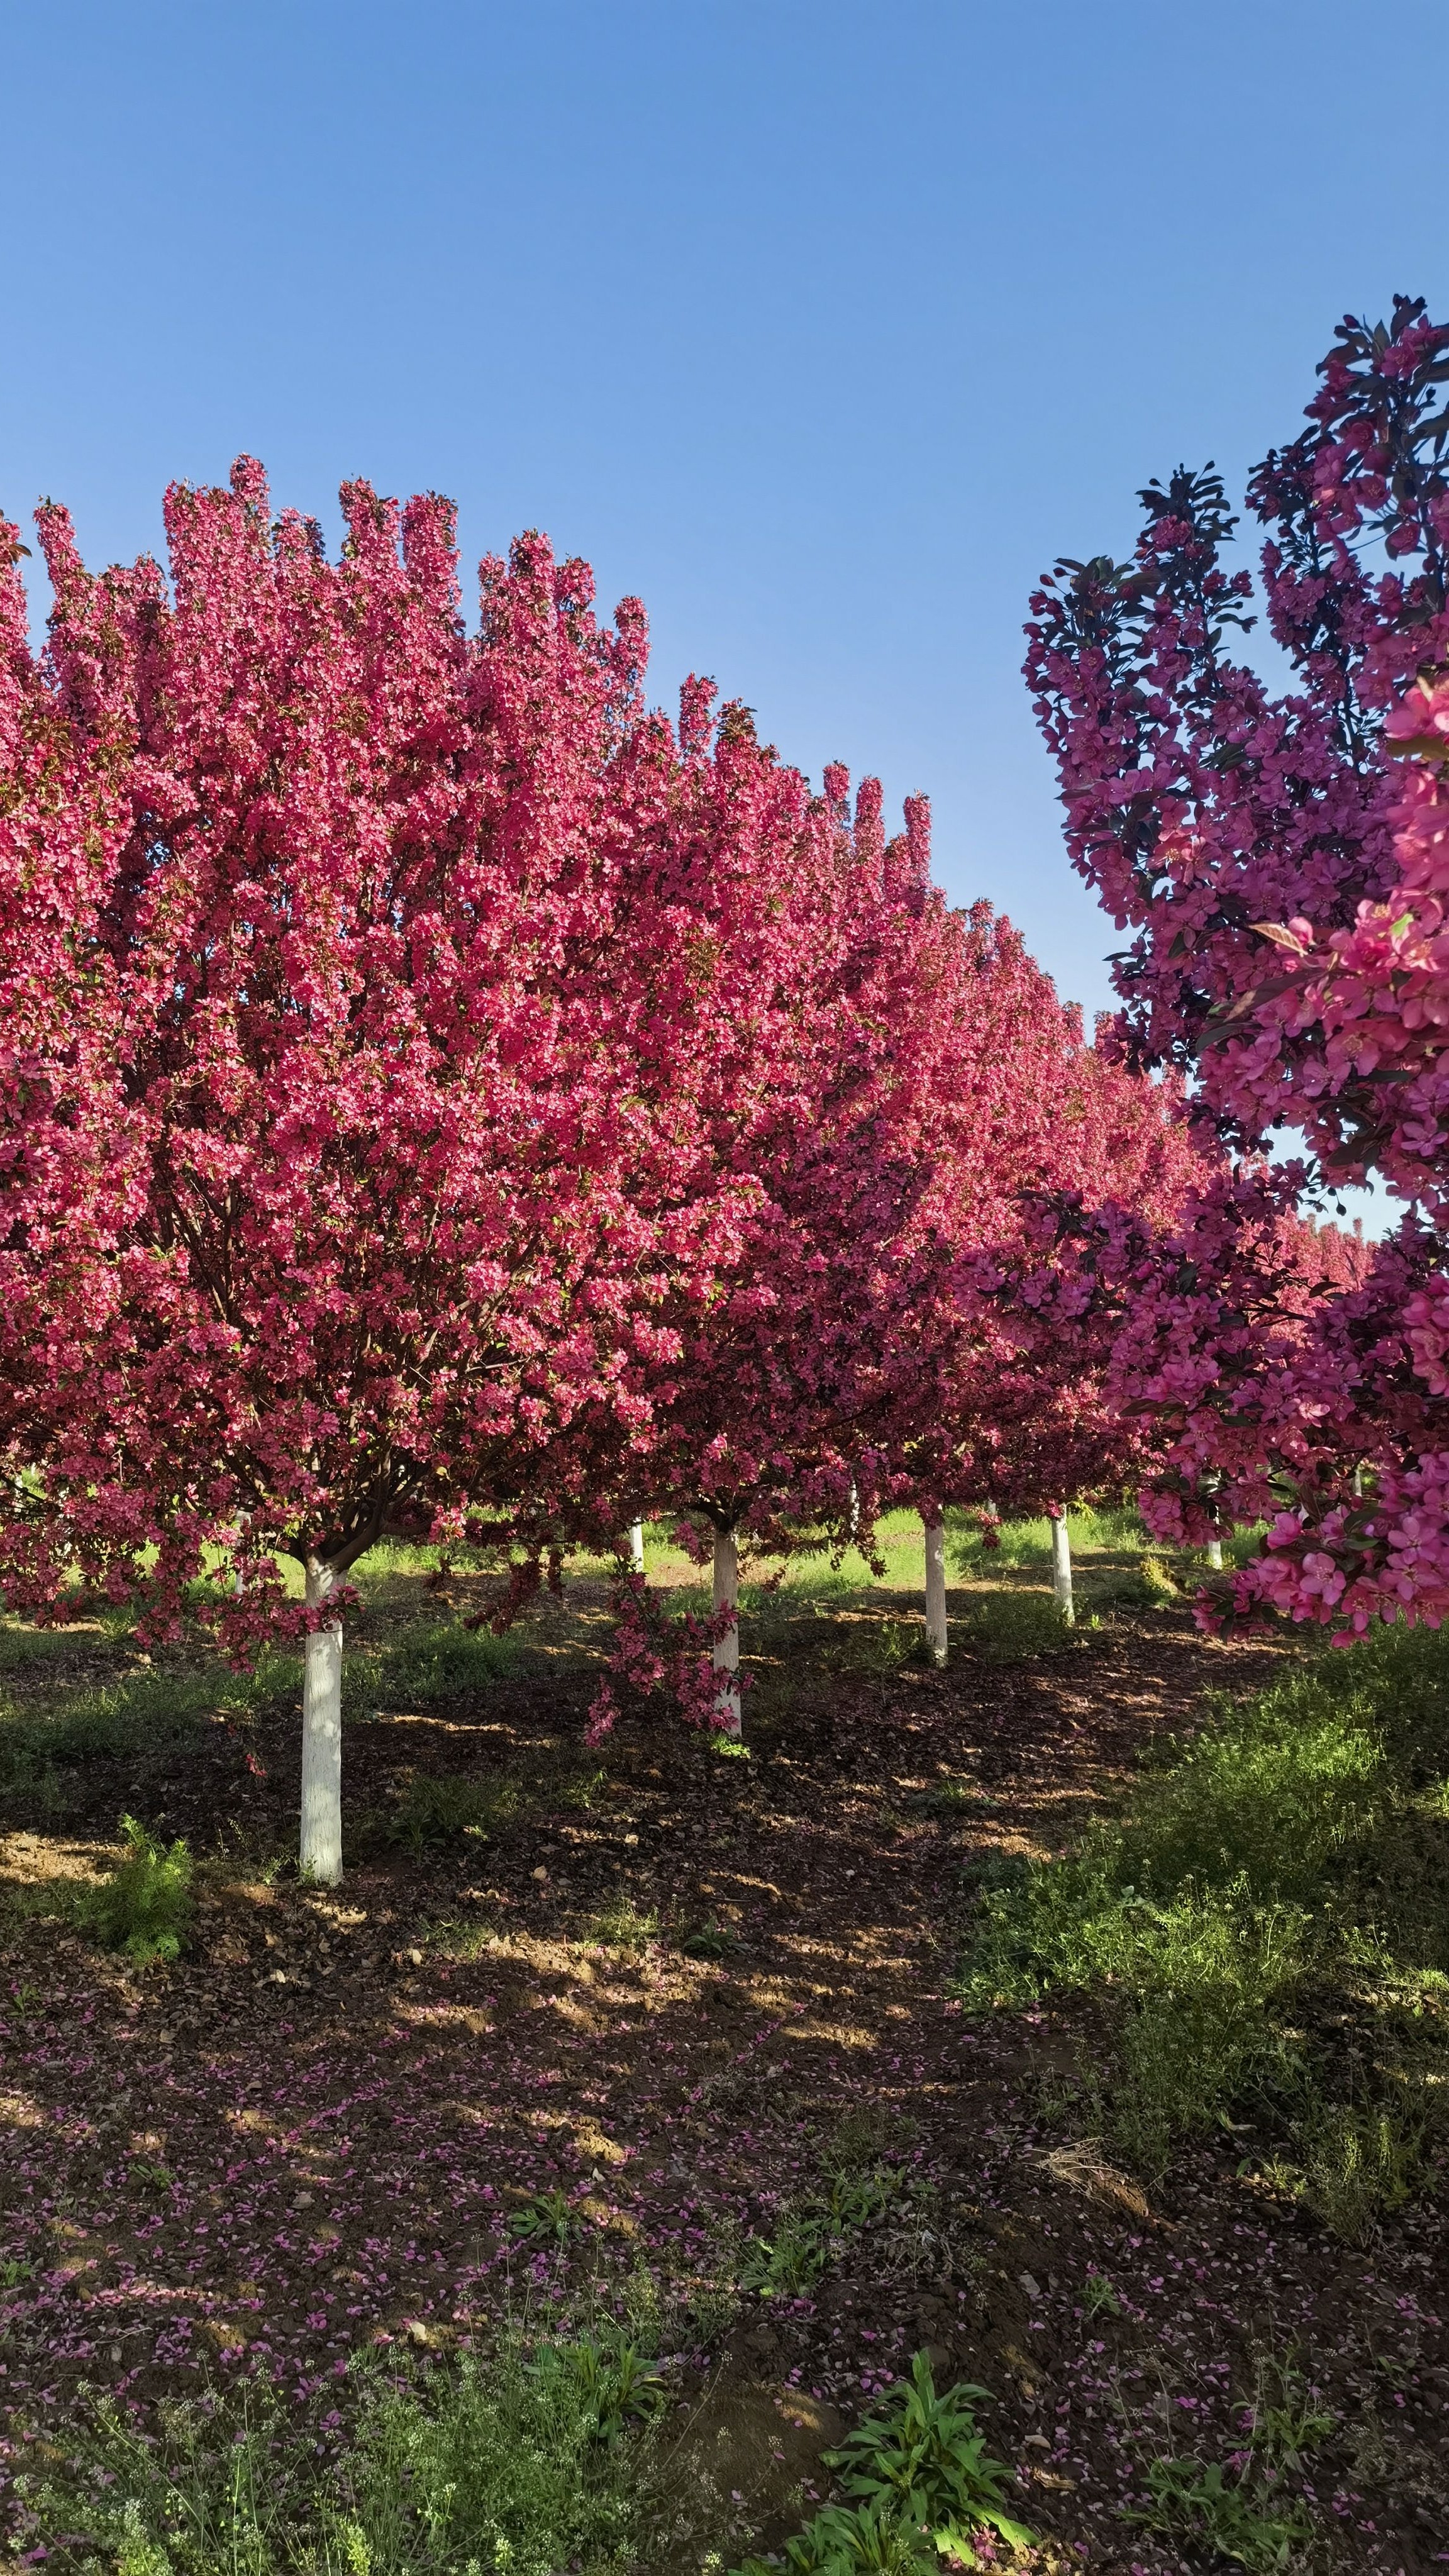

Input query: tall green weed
[733,2355,1032,2575]
[82,1816,194,1966]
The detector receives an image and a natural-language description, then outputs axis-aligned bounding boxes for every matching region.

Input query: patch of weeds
[1081,2272,1122,2319]
[679,1913,740,1960]
[1125,2456,1311,2570]
[1029,2053,1109,2136]
[824,2166,898,2238]
[81,1816,194,1966]
[21,2340,653,2574]
[1137,1552,1180,1601]
[1080,1555,1178,1611]
[414,1912,496,1964]
[1299,2099,1422,2243]
[821,2104,918,2173]
[686,2266,744,2348]
[618,2257,669,2351]
[0,1673,208,1782]
[0,2257,34,2288]
[586,1895,660,1951]
[710,1733,752,1760]
[736,2499,938,2571]
[962,1589,1074,1662]
[526,2329,669,2443]
[739,2203,832,2299]
[1109,1905,1311,2172]
[1241,2350,1334,2472]
[866,2175,972,2290]
[958,1848,1027,1896]
[734,2355,1033,2573]
[961,1862,1313,2170]
[380,1769,522,1852]
[828,1618,924,1675]
[0,1620,103,1674]
[508,2187,580,2248]
[693,2058,753,2112]
[954,1623,1449,2211]
[741,2165,901,2299]
[558,1764,608,1811]
[672,2218,747,2345]
[919,1777,981,1817]
[355,1620,519,1715]
[128,2156,176,2190]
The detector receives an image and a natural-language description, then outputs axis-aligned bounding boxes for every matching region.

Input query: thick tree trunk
[628,1518,645,1573]
[1050,1511,1075,1626]
[299,1558,344,1885]
[1206,1536,1224,1571]
[923,1516,947,1667]
[711,1525,741,1738]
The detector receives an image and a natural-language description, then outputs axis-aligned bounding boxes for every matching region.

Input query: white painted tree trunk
[628,1518,645,1572]
[1050,1512,1075,1626]
[1206,1536,1224,1570]
[923,1516,947,1667]
[711,1526,741,1737]
[299,1558,344,1885]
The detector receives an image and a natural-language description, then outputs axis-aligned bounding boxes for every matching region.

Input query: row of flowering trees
[1026,292,1449,1636]
[0,457,1224,1877]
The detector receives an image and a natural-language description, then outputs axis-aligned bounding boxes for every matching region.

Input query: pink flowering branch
[1029,303,1449,1635]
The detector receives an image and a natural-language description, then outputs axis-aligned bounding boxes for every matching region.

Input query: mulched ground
[1,1582,1446,2572]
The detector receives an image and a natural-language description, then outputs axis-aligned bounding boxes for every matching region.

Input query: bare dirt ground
[1,1573,1445,2570]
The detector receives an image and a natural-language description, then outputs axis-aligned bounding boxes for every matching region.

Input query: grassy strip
[0,1504,1216,1794]
[21,2334,661,2575]
[955,1624,1449,2228]
[0,1619,518,1790]
[21,2343,1031,2576]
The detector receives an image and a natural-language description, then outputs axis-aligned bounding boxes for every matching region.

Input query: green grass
[700,1502,1249,1679]
[377,1768,524,1852]
[19,2336,660,2575]
[0,1607,135,1670]
[946,1504,1260,1579]
[1126,2456,1311,2571]
[960,1589,1075,1661]
[0,1653,299,1788]
[585,1893,661,1951]
[0,1608,516,1797]
[955,1623,1449,2215]
[345,1621,519,1718]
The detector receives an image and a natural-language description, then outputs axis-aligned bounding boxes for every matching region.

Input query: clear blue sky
[3,0,1446,1045]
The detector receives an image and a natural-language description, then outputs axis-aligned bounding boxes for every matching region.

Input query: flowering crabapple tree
[980,1160,1374,1578]
[1026,294,1449,1631]
[572,727,1207,1715]
[886,978,1210,1657]
[0,463,762,1879]
[530,721,913,1736]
